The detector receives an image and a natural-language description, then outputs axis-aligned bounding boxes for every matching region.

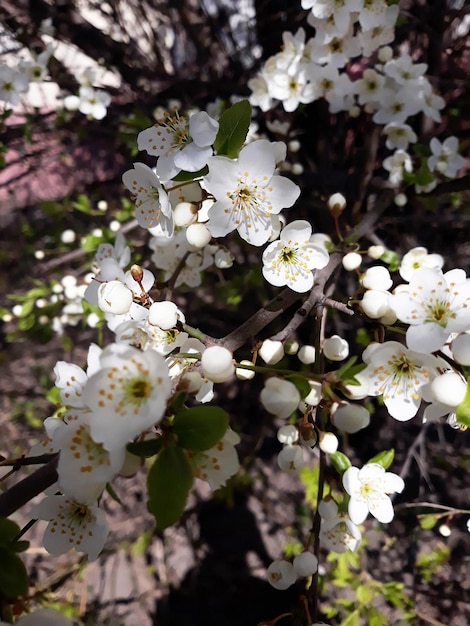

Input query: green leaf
[171,166,208,182]
[419,513,439,530]
[0,518,21,545]
[13,541,30,553]
[456,378,470,428]
[174,406,229,451]
[168,391,188,414]
[356,583,373,605]
[213,100,251,158]
[147,444,193,530]
[330,451,352,474]
[285,374,311,400]
[126,437,163,458]
[367,448,395,469]
[0,547,28,597]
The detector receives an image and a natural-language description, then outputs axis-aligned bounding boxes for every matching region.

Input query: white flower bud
[186,223,212,248]
[181,371,203,394]
[259,339,284,365]
[291,162,304,175]
[214,248,234,269]
[148,301,179,330]
[327,192,346,213]
[323,335,349,361]
[318,431,338,454]
[200,346,235,383]
[430,372,467,408]
[277,425,299,445]
[260,378,300,418]
[303,380,322,406]
[342,252,362,271]
[97,200,108,211]
[451,333,470,366]
[293,551,318,577]
[349,105,361,118]
[361,266,393,291]
[439,524,451,537]
[378,309,397,325]
[266,560,297,590]
[119,449,143,477]
[332,403,370,434]
[343,373,370,400]
[288,139,301,153]
[360,290,390,319]
[394,193,407,207]
[367,245,385,260]
[298,345,316,364]
[277,445,304,473]
[173,201,198,227]
[186,252,203,268]
[60,229,76,244]
[236,360,256,380]
[378,46,393,62]
[98,280,133,315]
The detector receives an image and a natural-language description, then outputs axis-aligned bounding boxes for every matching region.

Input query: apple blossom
[398,246,444,282]
[361,266,393,291]
[343,463,405,524]
[342,251,362,271]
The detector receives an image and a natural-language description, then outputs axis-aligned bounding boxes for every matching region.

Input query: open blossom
[362,341,443,420]
[266,559,297,590]
[427,136,465,178]
[203,139,300,246]
[343,463,405,524]
[262,220,329,292]
[189,428,240,490]
[30,495,108,560]
[389,267,470,353]
[122,162,173,235]
[137,110,219,180]
[399,246,444,282]
[64,86,111,120]
[318,499,361,553]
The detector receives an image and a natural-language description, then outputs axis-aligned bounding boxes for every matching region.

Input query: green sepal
[126,437,163,458]
[173,406,229,451]
[168,391,188,414]
[419,513,438,530]
[0,547,28,597]
[367,448,395,469]
[147,444,193,530]
[456,378,470,428]
[105,482,123,506]
[284,374,311,400]
[330,451,352,474]
[213,100,251,158]
[171,166,208,182]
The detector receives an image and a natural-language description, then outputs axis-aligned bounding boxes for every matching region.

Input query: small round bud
[394,193,407,207]
[361,266,392,291]
[349,105,361,118]
[430,372,467,408]
[278,445,304,473]
[318,431,338,454]
[439,524,451,537]
[288,139,301,153]
[173,201,198,227]
[130,264,144,283]
[201,346,235,383]
[303,380,322,406]
[214,248,234,269]
[266,560,297,590]
[35,250,45,260]
[293,552,318,577]
[277,425,299,445]
[236,360,256,380]
[298,345,316,364]
[61,229,76,244]
[284,337,299,355]
[332,403,370,433]
[379,309,397,325]
[323,335,349,361]
[260,378,300,418]
[378,45,393,62]
[98,280,133,315]
[451,333,470,366]
[342,252,362,271]
[186,223,212,248]
[259,339,284,365]
[148,301,179,330]
[360,290,390,319]
[327,192,347,215]
[97,200,108,211]
[367,245,386,260]
[110,220,121,232]
[291,162,304,175]
[181,371,203,394]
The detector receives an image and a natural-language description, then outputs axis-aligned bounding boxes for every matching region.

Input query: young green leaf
[126,437,163,458]
[213,100,251,158]
[456,378,470,428]
[367,448,395,469]
[330,451,352,474]
[0,518,21,545]
[174,406,229,451]
[0,548,28,597]
[147,444,193,530]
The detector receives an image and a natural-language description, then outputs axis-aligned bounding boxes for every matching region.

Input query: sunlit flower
[318,499,362,553]
[189,428,240,490]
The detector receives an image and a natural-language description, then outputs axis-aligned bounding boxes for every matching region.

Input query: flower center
[125,377,151,403]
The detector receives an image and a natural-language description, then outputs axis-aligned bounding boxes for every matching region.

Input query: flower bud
[236,360,256,380]
[367,245,385,260]
[186,223,212,248]
[303,380,322,406]
[173,201,198,227]
[327,192,346,216]
[451,333,470,366]
[430,372,467,408]
[201,346,235,383]
[284,337,299,355]
[214,248,234,269]
[342,252,362,271]
[343,373,370,400]
[318,431,338,454]
[266,560,297,590]
[181,371,203,394]
[277,445,304,473]
[298,345,316,364]
[332,403,370,433]
[98,280,133,315]
[259,339,284,365]
[293,551,318,577]
[361,266,393,291]
[148,301,179,330]
[260,378,300,418]
[277,425,299,445]
[323,335,349,361]
[360,290,390,319]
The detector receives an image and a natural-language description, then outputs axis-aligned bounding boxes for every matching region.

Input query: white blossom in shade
[30,495,108,560]
[98,280,134,315]
[318,431,339,454]
[293,551,318,577]
[122,163,173,235]
[268,64,316,112]
[323,335,349,361]
[389,267,470,354]
[399,246,444,282]
[52,412,124,502]
[277,444,304,473]
[214,247,234,269]
[200,346,235,383]
[383,122,417,151]
[355,68,385,107]
[189,428,240,490]
[259,339,285,364]
[0,66,29,105]
[384,54,428,85]
[361,266,393,291]
[360,289,393,319]
[342,252,362,271]
[64,86,111,120]
[260,378,301,418]
[382,149,413,185]
[343,463,405,524]
[318,499,361,553]
[137,110,219,180]
[248,70,273,112]
[427,136,465,178]
[332,403,370,433]
[277,425,299,445]
[361,340,441,420]
[203,139,301,246]
[451,332,470,366]
[262,220,329,292]
[266,559,297,590]
[0,608,74,626]
[298,345,316,364]
[83,343,171,450]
